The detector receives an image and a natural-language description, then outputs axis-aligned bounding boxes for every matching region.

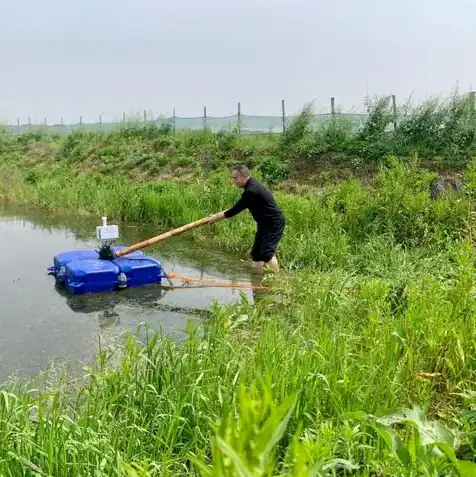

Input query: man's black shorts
[251,219,285,263]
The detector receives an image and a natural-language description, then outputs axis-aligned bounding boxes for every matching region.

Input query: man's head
[231,164,251,188]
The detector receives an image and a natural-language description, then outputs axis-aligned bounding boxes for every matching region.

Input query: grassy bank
[1,90,475,187]
[2,92,476,474]
[2,158,476,474]
[2,257,476,475]
[1,155,475,271]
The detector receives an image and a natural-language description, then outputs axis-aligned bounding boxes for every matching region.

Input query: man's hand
[207,211,226,224]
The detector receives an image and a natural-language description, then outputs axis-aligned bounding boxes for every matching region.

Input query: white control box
[96,216,119,241]
[96,224,119,240]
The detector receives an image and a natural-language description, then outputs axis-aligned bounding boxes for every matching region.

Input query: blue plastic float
[48,217,166,295]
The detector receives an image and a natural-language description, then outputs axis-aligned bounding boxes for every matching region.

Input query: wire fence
[1,98,368,136]
[3,113,370,136]
[3,92,475,136]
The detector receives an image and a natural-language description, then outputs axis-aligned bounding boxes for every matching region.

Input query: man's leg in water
[250,257,283,303]
[251,260,264,273]
[251,228,265,277]
[251,257,279,274]
[250,223,282,296]
[250,256,280,284]
[250,260,266,302]
[261,220,284,274]
[265,255,280,273]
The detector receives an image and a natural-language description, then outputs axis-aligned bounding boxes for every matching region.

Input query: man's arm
[207,190,251,224]
[224,190,251,218]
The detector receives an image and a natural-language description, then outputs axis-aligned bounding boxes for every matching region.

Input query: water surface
[0,204,253,380]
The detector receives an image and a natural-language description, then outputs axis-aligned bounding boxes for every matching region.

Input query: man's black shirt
[224,177,285,227]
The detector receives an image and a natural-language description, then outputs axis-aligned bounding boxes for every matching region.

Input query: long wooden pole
[115,211,226,257]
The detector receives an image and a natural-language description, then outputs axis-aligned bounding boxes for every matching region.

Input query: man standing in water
[209,164,286,275]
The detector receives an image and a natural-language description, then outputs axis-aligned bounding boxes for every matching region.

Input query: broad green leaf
[455,460,476,477]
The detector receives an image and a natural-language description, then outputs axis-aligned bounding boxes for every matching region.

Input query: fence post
[392,94,397,130]
[330,97,335,116]
[123,112,126,124]
[16,118,20,132]
[281,99,286,133]
[143,110,147,122]
[28,117,31,129]
[173,108,176,135]
[203,149,211,178]
[203,106,207,131]
[237,102,241,135]
[99,115,102,128]
[470,91,475,118]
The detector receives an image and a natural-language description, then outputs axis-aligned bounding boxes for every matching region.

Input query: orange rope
[163,273,360,295]
[165,272,269,290]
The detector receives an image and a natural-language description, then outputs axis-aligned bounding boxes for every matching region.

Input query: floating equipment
[49,212,272,296]
[48,217,167,295]
[49,213,225,296]
[49,246,165,295]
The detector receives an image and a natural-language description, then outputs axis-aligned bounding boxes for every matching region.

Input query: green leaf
[215,437,254,477]
[375,406,455,446]
[260,394,297,467]
[455,460,476,477]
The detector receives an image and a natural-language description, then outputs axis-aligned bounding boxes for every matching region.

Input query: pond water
[0,204,253,381]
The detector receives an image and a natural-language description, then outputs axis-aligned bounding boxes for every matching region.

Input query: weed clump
[276,90,476,168]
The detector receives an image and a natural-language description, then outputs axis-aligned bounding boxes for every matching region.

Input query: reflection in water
[54,283,211,329]
[249,271,281,307]
[56,284,169,314]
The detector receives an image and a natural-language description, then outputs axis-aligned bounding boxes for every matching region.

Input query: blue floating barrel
[48,246,164,295]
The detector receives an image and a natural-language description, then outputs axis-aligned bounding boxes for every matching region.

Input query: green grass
[276,90,476,166]
[2,91,476,474]
[2,256,476,475]
[2,160,476,474]
[1,89,476,187]
[1,156,474,271]
[0,122,278,184]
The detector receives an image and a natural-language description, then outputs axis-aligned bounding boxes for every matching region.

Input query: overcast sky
[1,0,475,125]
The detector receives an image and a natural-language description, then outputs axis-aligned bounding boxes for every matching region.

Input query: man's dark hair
[232,164,251,176]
